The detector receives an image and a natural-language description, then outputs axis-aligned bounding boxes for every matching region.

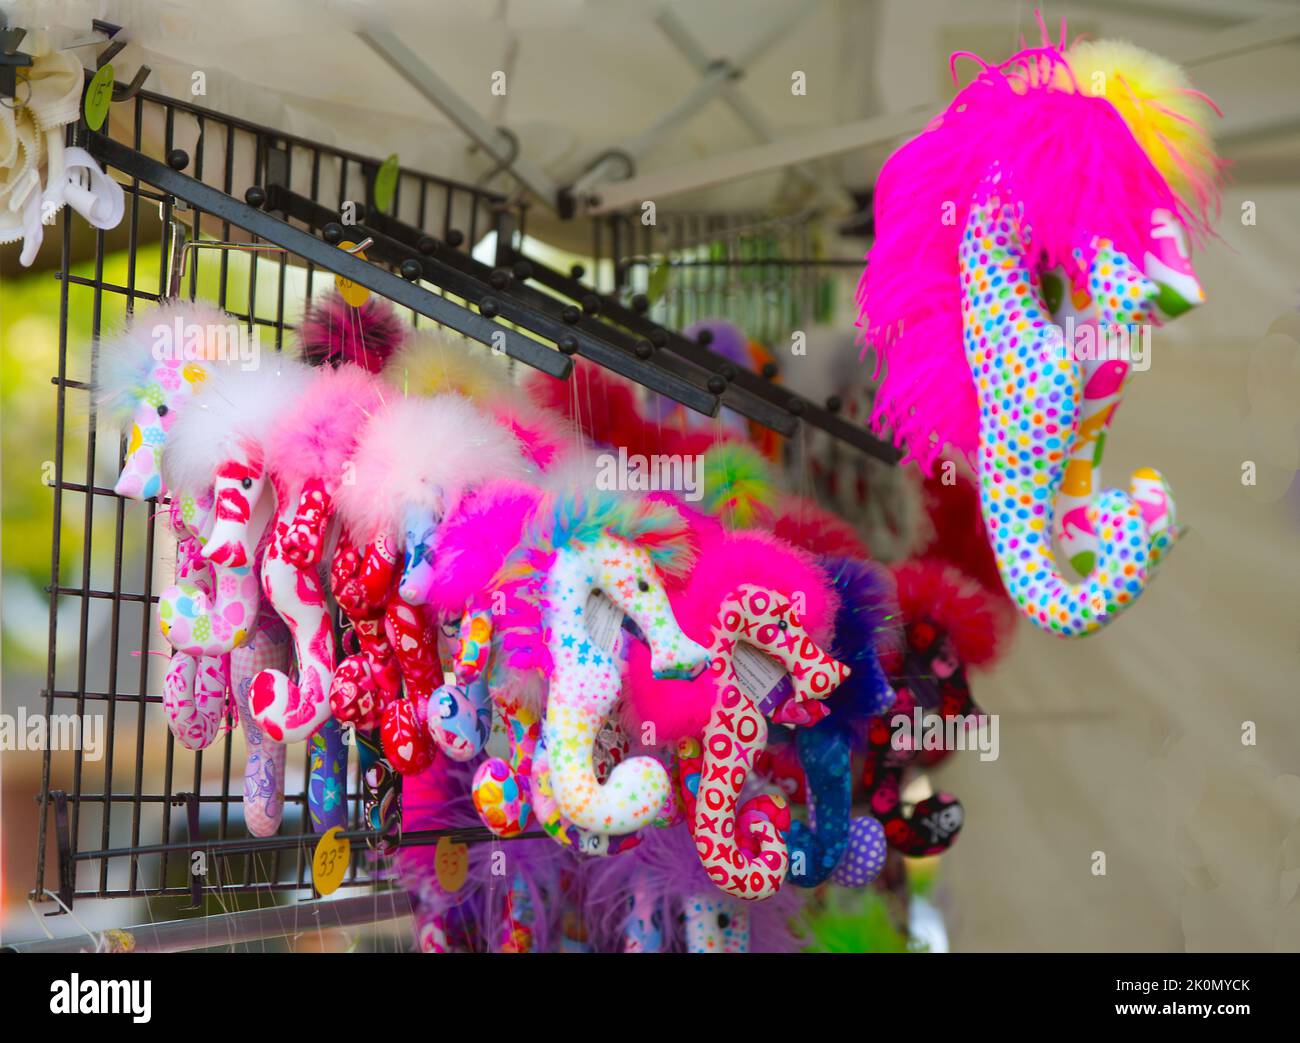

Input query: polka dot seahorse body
[961,190,1162,637]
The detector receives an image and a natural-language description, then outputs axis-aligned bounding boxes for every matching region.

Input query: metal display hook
[89,19,151,102]
[166,213,289,299]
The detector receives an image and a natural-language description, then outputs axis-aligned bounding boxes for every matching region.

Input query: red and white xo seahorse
[679,583,850,901]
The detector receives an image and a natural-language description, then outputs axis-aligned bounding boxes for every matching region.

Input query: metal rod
[357,27,562,210]
[266,184,721,417]
[4,891,415,953]
[568,0,824,204]
[499,244,901,463]
[88,134,571,379]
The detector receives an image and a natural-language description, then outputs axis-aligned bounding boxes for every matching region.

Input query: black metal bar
[51,792,74,913]
[86,133,571,381]
[69,826,548,864]
[266,185,721,418]
[504,244,799,436]
[622,257,866,269]
[182,793,203,910]
[500,244,901,463]
[362,204,724,417]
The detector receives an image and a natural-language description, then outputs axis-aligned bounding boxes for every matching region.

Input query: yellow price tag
[335,241,371,307]
[84,64,115,132]
[434,836,469,894]
[311,826,351,895]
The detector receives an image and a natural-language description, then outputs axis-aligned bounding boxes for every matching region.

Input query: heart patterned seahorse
[250,478,337,744]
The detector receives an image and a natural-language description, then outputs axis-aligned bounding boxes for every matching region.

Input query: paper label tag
[731,641,788,706]
[434,836,469,894]
[311,827,350,896]
[373,154,400,214]
[84,64,115,132]
[585,589,626,656]
[335,241,371,306]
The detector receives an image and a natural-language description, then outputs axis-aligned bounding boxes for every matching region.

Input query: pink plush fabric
[621,500,840,743]
[424,479,544,617]
[263,365,389,497]
[858,41,1203,472]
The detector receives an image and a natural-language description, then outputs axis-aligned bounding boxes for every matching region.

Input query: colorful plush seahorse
[94,303,238,750]
[857,29,1222,637]
[494,493,711,841]
[620,503,850,901]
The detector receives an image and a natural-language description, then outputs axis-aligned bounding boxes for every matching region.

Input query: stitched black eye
[637,579,650,592]
[241,477,253,490]
[717,913,731,929]
[156,404,168,417]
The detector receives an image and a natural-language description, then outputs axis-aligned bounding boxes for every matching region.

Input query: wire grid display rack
[32,85,518,914]
[592,209,919,561]
[594,208,862,348]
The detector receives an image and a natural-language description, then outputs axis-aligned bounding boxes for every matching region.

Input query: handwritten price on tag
[311,826,351,895]
[335,241,371,307]
[84,64,115,132]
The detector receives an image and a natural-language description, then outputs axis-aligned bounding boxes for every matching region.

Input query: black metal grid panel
[33,84,516,910]
[596,209,863,348]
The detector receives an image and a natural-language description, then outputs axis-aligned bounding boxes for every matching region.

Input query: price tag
[335,241,371,307]
[373,154,399,214]
[585,589,626,655]
[311,826,350,896]
[434,836,468,894]
[731,641,788,705]
[84,64,115,132]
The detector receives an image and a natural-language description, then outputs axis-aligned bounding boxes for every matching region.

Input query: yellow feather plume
[1062,39,1223,224]
[383,326,513,401]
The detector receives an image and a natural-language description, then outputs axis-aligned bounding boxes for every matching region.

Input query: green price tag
[645,262,670,306]
[84,64,114,132]
[373,153,399,214]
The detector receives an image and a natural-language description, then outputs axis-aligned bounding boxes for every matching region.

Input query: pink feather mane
[424,479,545,618]
[484,391,576,473]
[263,365,389,498]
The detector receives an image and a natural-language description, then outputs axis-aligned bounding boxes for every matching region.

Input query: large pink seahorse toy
[857,28,1222,637]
